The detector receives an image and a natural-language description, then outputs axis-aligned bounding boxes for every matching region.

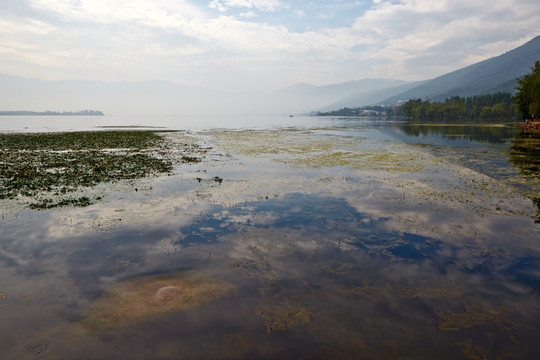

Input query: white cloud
[2,0,540,91]
[30,0,206,28]
[208,0,227,12]
[208,0,289,12]
[239,11,257,18]
[340,0,540,80]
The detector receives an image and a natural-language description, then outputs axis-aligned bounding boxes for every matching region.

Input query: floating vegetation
[0,130,206,209]
[281,147,432,172]
[79,271,236,333]
[209,128,435,172]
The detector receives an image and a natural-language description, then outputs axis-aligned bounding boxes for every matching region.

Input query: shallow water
[1,117,539,359]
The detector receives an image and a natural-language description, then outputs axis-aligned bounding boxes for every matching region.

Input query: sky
[1,0,540,92]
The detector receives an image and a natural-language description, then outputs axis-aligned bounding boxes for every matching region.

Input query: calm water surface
[1,116,539,359]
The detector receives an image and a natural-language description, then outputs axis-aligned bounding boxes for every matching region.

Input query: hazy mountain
[270,79,411,113]
[381,35,540,104]
[0,74,229,116]
[316,80,426,111]
[0,74,410,116]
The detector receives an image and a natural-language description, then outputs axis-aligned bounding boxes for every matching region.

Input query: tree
[515,60,540,120]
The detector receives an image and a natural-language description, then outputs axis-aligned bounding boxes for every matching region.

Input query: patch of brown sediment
[79,271,236,333]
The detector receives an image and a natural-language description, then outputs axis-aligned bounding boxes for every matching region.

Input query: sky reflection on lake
[1,118,539,359]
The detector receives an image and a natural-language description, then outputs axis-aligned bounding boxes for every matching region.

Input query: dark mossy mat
[0,130,201,209]
[0,130,168,151]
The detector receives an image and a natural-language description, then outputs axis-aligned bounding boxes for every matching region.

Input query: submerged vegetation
[0,130,204,209]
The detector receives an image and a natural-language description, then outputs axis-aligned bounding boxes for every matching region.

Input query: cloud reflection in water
[1,123,540,359]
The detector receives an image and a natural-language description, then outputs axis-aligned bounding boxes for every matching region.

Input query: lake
[1,116,539,359]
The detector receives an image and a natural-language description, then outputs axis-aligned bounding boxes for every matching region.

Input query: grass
[0,130,201,209]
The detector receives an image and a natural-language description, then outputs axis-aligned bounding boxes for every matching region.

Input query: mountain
[0,74,228,116]
[0,74,411,116]
[316,80,426,111]
[380,35,540,104]
[269,79,411,113]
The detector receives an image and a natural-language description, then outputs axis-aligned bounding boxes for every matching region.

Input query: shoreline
[518,120,540,131]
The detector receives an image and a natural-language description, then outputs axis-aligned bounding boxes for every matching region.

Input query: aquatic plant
[0,130,205,208]
[209,129,434,172]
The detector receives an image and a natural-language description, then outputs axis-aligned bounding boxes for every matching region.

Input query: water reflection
[509,130,540,222]
[391,122,520,145]
[1,119,540,359]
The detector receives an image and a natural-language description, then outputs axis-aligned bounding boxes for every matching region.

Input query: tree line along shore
[0,110,104,116]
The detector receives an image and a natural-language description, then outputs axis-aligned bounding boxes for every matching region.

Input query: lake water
[1,116,539,359]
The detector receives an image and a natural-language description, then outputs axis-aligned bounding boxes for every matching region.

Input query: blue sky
[1,0,539,92]
[207,1,370,32]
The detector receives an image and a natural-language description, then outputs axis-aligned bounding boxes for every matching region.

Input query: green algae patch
[282,147,432,172]
[209,129,434,173]
[79,271,236,333]
[0,130,204,209]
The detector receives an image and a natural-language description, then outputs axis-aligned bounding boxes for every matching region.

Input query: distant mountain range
[0,35,538,116]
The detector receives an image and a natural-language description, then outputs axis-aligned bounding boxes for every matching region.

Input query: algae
[0,130,206,209]
[209,128,435,172]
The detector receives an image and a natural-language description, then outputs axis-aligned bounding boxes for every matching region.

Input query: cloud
[1,0,539,91]
[208,0,289,13]
[29,0,205,29]
[342,0,540,80]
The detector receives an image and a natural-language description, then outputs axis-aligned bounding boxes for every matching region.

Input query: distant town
[0,110,104,116]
